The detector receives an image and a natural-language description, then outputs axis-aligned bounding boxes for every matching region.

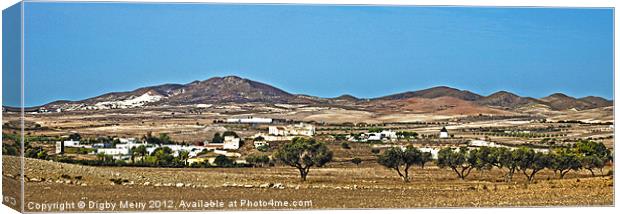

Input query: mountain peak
[333,94,360,101]
[544,93,573,99]
[489,91,517,97]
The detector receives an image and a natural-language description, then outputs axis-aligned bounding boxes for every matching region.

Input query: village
[50,114,574,167]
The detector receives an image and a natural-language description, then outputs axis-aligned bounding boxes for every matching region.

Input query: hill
[375,86,483,101]
[476,91,540,109]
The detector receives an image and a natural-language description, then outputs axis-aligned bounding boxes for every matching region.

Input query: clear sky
[13,2,615,106]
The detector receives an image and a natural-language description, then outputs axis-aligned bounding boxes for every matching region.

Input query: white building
[355,130,397,142]
[114,141,148,151]
[97,148,129,156]
[55,140,90,154]
[439,127,449,138]
[204,136,241,150]
[268,123,315,137]
[223,136,240,150]
[119,138,137,144]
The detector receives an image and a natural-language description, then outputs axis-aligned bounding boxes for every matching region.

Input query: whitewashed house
[223,136,241,150]
[204,136,241,150]
[439,127,449,138]
[366,130,397,141]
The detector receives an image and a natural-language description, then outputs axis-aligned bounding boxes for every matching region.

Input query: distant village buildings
[55,136,242,160]
[348,130,397,142]
[367,130,397,141]
[251,123,316,142]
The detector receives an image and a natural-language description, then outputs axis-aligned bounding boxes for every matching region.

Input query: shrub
[213,155,234,167]
[351,158,362,166]
[370,148,380,155]
[341,142,351,149]
[246,154,270,167]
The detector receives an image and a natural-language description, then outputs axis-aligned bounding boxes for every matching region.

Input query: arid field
[2,153,614,212]
[2,98,614,211]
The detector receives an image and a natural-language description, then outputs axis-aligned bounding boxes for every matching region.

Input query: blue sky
[11,2,615,106]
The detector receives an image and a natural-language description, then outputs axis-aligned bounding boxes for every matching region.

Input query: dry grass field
[1,156,613,212]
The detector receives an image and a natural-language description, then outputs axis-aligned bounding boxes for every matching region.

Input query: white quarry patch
[94,93,164,109]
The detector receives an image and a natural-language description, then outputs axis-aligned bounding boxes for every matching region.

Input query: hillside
[368,96,513,116]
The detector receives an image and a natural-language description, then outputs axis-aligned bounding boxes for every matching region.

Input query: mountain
[45,76,311,110]
[539,93,612,110]
[476,91,540,109]
[165,76,301,104]
[375,86,483,101]
[38,76,612,112]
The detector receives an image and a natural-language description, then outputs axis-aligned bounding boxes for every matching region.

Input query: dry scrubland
[2,156,613,211]
[2,102,614,211]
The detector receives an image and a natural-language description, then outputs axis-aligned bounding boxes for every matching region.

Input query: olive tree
[470,147,495,175]
[419,151,433,169]
[575,140,611,176]
[378,146,429,182]
[515,147,550,182]
[437,147,477,180]
[548,148,582,179]
[490,147,519,182]
[274,137,333,181]
[580,155,605,176]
